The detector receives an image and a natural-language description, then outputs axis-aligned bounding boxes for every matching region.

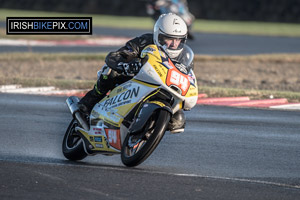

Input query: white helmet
[153,13,188,59]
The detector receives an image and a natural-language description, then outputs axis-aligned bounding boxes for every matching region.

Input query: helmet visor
[158,33,186,51]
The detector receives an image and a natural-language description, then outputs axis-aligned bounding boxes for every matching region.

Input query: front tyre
[121,109,170,167]
[62,119,87,161]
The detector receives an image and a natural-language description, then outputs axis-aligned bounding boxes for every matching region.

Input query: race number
[105,129,121,150]
[166,68,190,96]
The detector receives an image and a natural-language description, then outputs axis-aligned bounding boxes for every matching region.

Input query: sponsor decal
[94,136,103,142]
[149,60,167,78]
[6,17,92,35]
[95,143,103,148]
[116,83,132,93]
[144,46,156,53]
[103,87,140,107]
[89,136,94,142]
[153,63,164,77]
[105,129,121,150]
[188,72,196,87]
[92,127,102,134]
[141,46,156,58]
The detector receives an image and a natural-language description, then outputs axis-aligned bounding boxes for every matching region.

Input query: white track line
[270,103,300,110]
[173,173,300,189]
[0,37,130,47]
[53,161,300,190]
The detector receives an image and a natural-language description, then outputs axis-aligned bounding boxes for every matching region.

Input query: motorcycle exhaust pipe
[66,96,89,131]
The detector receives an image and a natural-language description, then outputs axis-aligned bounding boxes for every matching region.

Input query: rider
[78,13,193,133]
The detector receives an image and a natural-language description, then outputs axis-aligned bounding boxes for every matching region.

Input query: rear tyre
[62,119,87,161]
[121,109,170,167]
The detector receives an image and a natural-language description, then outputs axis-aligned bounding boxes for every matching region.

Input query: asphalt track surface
[1,23,300,199]
[2,25,300,55]
[1,93,300,199]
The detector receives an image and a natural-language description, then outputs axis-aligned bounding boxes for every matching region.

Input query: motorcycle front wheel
[62,119,87,161]
[121,109,170,167]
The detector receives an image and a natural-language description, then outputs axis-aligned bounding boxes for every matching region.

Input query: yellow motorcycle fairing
[77,44,198,154]
[137,44,198,108]
[77,81,159,154]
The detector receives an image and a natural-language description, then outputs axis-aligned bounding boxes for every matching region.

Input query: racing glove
[117,60,142,75]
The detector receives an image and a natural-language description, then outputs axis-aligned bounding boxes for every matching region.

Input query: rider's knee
[96,65,117,94]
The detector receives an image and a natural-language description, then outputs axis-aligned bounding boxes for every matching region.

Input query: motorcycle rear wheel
[121,109,170,167]
[62,119,87,161]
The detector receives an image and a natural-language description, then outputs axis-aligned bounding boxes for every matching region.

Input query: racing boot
[168,109,186,133]
[78,67,113,114]
[78,87,106,115]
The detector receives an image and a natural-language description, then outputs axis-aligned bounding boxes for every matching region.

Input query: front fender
[129,101,172,135]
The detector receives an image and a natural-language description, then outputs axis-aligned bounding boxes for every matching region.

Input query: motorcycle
[63,44,198,167]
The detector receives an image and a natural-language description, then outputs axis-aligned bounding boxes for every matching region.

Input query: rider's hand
[128,60,142,74]
[119,60,142,75]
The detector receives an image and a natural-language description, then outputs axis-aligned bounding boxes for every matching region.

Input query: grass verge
[1,52,300,102]
[199,86,300,103]
[1,52,299,63]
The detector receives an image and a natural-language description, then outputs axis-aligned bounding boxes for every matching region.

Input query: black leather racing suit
[105,33,154,73]
[97,33,154,95]
[79,33,154,111]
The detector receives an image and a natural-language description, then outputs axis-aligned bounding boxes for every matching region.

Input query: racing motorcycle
[63,44,198,167]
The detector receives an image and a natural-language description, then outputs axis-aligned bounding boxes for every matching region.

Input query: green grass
[1,9,300,37]
[199,86,300,103]
[193,20,300,37]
